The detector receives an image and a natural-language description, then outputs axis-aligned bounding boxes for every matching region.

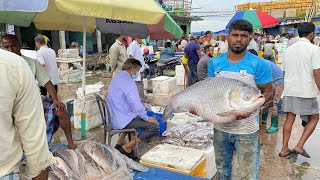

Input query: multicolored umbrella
[97,10,183,40]
[226,10,279,30]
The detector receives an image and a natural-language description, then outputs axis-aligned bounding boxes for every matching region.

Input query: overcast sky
[191,0,271,32]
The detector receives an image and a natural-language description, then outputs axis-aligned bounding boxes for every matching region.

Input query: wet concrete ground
[54,72,320,180]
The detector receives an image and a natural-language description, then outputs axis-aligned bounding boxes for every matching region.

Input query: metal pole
[81,17,87,139]
[96,29,102,53]
[59,31,66,49]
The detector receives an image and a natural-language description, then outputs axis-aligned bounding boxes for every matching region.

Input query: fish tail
[162,103,175,122]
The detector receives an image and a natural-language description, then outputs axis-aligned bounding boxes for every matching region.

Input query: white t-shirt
[36,46,59,85]
[127,40,145,81]
[181,40,188,51]
[283,38,320,98]
[218,41,228,54]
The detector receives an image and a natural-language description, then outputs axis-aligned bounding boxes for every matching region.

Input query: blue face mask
[132,72,139,79]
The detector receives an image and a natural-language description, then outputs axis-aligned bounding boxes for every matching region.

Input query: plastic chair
[95,94,139,157]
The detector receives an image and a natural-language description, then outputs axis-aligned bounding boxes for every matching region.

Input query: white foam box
[175,65,185,77]
[140,144,206,178]
[200,141,217,179]
[73,98,102,130]
[74,113,102,131]
[153,90,178,107]
[152,76,176,94]
[58,49,80,58]
[175,75,186,86]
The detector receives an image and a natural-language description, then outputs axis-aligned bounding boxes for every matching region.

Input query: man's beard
[208,54,214,58]
[229,45,247,54]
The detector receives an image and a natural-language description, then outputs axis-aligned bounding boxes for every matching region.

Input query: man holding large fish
[163,19,273,179]
[208,19,273,179]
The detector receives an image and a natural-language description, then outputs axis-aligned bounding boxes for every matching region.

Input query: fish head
[228,84,265,113]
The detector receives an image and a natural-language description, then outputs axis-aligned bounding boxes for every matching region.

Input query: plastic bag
[182,128,214,143]
[162,137,186,147]
[162,124,197,138]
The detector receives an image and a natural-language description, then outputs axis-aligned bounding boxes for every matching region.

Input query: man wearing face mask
[109,34,129,77]
[107,58,159,158]
[197,45,214,81]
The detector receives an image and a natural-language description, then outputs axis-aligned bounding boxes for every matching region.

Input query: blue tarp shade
[0,0,47,11]
[213,29,229,35]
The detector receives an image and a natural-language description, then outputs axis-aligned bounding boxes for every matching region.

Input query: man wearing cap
[184,36,202,86]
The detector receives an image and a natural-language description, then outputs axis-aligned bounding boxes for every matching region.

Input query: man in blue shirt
[261,60,284,133]
[208,20,273,179]
[184,36,201,86]
[107,58,159,158]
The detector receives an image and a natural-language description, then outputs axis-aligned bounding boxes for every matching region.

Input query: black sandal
[294,149,311,158]
[279,149,295,157]
[118,146,135,159]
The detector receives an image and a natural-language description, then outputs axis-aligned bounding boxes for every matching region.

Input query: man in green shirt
[1,34,77,150]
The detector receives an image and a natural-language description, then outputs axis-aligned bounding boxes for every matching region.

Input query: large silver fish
[53,149,85,179]
[83,142,118,175]
[163,77,265,123]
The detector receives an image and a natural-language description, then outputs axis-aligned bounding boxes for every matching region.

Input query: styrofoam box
[161,142,217,179]
[153,90,178,107]
[152,76,176,94]
[74,113,102,130]
[73,99,100,120]
[140,144,205,172]
[58,49,79,58]
[175,75,185,86]
[175,65,185,77]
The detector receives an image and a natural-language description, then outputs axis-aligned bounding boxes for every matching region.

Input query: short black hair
[254,33,260,36]
[204,45,212,53]
[122,58,142,70]
[298,22,315,37]
[229,19,253,34]
[1,34,19,43]
[205,31,212,36]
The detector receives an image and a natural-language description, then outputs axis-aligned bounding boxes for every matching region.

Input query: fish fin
[162,104,176,122]
[217,110,239,117]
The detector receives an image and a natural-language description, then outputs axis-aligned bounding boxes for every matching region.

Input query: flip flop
[118,146,135,159]
[294,149,311,158]
[115,144,121,150]
[279,149,295,157]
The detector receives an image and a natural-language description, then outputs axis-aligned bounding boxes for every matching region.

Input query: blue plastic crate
[136,111,166,136]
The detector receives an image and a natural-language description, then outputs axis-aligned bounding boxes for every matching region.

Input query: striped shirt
[208,52,272,134]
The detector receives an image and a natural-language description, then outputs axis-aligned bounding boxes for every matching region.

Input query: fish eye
[242,94,251,101]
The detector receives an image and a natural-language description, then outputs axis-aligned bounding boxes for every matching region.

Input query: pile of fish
[49,141,147,180]
[21,142,147,180]
[162,124,213,149]
[163,77,265,123]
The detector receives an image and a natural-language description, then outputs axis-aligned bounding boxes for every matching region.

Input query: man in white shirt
[280,22,320,158]
[217,35,228,55]
[247,38,260,53]
[128,38,146,98]
[35,35,59,96]
[180,37,188,52]
[203,31,217,47]
[0,49,54,179]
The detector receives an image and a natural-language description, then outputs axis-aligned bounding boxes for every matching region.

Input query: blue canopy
[213,29,229,35]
